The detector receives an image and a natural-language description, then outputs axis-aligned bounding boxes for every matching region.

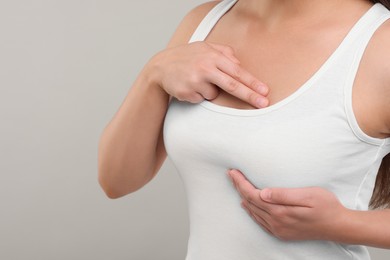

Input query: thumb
[207,42,240,64]
[260,187,314,207]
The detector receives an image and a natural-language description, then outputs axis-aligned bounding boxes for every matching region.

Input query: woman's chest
[204,19,388,139]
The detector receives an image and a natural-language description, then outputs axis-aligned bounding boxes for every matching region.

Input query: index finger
[229,169,262,203]
[214,57,269,108]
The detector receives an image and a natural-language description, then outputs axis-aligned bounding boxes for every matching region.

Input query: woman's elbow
[98,176,125,199]
[98,168,130,199]
[98,169,149,199]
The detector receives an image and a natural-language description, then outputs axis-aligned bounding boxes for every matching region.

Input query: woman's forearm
[335,208,390,249]
[98,64,170,198]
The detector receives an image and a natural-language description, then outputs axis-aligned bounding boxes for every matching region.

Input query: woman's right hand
[148,41,269,108]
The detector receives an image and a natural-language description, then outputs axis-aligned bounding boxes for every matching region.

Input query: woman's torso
[163,0,390,259]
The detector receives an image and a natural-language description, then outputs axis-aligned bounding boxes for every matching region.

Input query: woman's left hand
[228,169,350,242]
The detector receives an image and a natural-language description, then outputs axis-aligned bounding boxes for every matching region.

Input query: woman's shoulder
[359,18,390,136]
[187,1,222,18]
[365,18,390,96]
[366,17,390,72]
[375,19,390,135]
[166,1,221,48]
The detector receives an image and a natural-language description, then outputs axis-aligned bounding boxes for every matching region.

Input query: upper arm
[372,20,390,136]
[153,1,221,175]
[353,18,390,138]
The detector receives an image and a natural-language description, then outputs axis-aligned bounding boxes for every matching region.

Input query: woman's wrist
[322,207,356,243]
[141,52,166,91]
[328,208,390,249]
[128,56,170,107]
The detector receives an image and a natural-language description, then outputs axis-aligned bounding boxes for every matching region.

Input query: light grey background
[0,0,388,259]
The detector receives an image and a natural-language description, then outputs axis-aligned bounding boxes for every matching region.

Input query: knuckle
[175,88,191,101]
[190,73,202,84]
[206,51,219,60]
[231,65,241,79]
[174,90,184,101]
[248,92,258,105]
[188,93,203,103]
[246,193,255,203]
[227,45,234,53]
[272,206,286,218]
[223,45,234,55]
[203,87,219,100]
[195,62,213,78]
[249,80,260,90]
[193,60,208,73]
[225,79,240,93]
[245,190,262,203]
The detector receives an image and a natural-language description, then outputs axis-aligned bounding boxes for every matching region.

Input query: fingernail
[261,188,272,201]
[256,97,269,108]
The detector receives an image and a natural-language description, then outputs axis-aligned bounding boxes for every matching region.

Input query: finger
[207,42,240,64]
[186,92,207,103]
[215,55,268,96]
[228,169,254,191]
[228,169,262,202]
[208,70,268,108]
[243,199,271,217]
[242,201,273,235]
[198,85,220,101]
[260,187,314,207]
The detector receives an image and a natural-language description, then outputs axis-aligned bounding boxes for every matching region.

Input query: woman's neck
[235,0,366,31]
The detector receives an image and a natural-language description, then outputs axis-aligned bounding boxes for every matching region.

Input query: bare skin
[98,0,390,248]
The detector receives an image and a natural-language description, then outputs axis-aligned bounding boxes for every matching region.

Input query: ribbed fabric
[163,0,390,259]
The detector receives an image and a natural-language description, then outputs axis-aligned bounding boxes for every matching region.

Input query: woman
[98,0,390,259]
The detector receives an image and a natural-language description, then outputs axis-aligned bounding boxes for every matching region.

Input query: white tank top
[163,0,390,259]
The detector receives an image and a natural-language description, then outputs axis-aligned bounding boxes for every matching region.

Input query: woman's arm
[98,1,222,198]
[98,1,268,198]
[339,209,390,248]
[341,19,390,248]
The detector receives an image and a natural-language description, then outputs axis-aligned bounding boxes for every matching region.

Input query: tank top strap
[343,3,390,146]
[342,3,390,75]
[188,0,238,43]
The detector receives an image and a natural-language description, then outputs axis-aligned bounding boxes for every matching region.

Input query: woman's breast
[166,99,336,185]
[163,97,376,210]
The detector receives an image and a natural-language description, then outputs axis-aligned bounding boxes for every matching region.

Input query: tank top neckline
[197,2,381,117]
